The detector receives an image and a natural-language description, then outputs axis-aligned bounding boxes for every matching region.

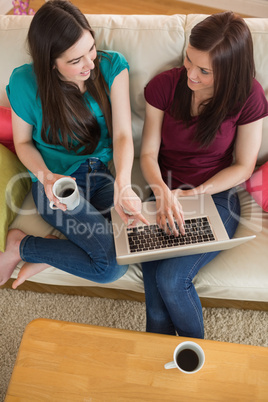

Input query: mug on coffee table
[164,341,205,374]
[49,177,80,211]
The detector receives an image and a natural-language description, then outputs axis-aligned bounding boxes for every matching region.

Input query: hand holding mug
[49,177,80,211]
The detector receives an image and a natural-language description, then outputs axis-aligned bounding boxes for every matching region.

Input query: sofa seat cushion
[193,188,268,302]
[10,187,268,302]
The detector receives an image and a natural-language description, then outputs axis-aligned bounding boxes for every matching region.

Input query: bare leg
[0,229,27,286]
[12,235,59,289]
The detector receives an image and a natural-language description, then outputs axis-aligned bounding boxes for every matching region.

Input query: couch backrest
[0,14,267,163]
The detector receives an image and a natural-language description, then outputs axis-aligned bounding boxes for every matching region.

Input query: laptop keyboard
[127,216,215,253]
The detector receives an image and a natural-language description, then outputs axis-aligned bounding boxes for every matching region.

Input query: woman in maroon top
[140,12,268,337]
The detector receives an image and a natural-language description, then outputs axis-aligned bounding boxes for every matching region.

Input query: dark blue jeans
[20,158,128,283]
[142,189,240,338]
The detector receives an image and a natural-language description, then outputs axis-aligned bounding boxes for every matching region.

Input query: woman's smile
[188,77,201,84]
[80,69,91,77]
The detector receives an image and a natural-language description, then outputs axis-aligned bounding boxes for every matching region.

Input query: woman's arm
[11,110,71,211]
[140,102,184,235]
[176,119,264,197]
[110,68,148,225]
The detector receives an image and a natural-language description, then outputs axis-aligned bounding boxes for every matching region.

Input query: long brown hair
[170,11,255,147]
[27,0,112,154]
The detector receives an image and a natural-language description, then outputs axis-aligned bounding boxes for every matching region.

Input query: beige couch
[1,14,268,309]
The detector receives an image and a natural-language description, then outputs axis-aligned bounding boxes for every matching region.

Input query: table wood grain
[5,318,268,401]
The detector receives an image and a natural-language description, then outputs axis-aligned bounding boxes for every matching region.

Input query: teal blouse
[6,51,129,181]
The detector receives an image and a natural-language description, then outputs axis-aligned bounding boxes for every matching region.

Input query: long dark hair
[27,0,112,154]
[170,11,255,147]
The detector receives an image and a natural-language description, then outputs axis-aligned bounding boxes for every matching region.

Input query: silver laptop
[111,194,255,265]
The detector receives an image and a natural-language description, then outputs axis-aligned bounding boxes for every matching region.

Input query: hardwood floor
[8,0,251,17]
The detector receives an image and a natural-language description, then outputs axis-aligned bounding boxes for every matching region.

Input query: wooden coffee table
[5,318,268,401]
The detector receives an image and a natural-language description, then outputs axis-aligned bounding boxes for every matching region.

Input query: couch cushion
[245,18,268,165]
[241,162,268,212]
[86,14,186,156]
[0,15,33,106]
[0,144,31,252]
[0,106,15,153]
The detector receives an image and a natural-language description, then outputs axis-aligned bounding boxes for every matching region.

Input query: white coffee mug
[164,341,205,374]
[49,177,80,211]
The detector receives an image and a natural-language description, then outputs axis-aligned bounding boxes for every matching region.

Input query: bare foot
[0,229,27,286]
[12,235,58,289]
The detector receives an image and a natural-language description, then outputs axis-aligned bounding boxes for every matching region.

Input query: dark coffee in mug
[176,348,199,372]
[59,188,74,198]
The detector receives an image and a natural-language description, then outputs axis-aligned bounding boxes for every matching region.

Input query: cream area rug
[1,288,268,400]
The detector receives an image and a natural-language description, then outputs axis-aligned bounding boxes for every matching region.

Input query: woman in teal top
[7,52,123,180]
[0,0,147,288]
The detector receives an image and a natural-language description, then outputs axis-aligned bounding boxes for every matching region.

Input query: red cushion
[241,162,268,212]
[0,106,15,153]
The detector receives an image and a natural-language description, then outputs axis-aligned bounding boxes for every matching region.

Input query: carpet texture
[1,288,268,400]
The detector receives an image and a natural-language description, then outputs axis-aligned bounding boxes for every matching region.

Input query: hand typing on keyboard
[155,187,185,236]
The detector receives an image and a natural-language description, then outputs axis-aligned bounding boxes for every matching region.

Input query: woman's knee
[96,262,128,283]
[156,265,188,297]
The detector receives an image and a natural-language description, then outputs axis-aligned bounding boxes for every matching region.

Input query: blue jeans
[20,158,128,283]
[142,189,240,338]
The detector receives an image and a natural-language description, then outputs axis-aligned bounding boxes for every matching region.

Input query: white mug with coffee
[164,341,205,374]
[49,177,80,211]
